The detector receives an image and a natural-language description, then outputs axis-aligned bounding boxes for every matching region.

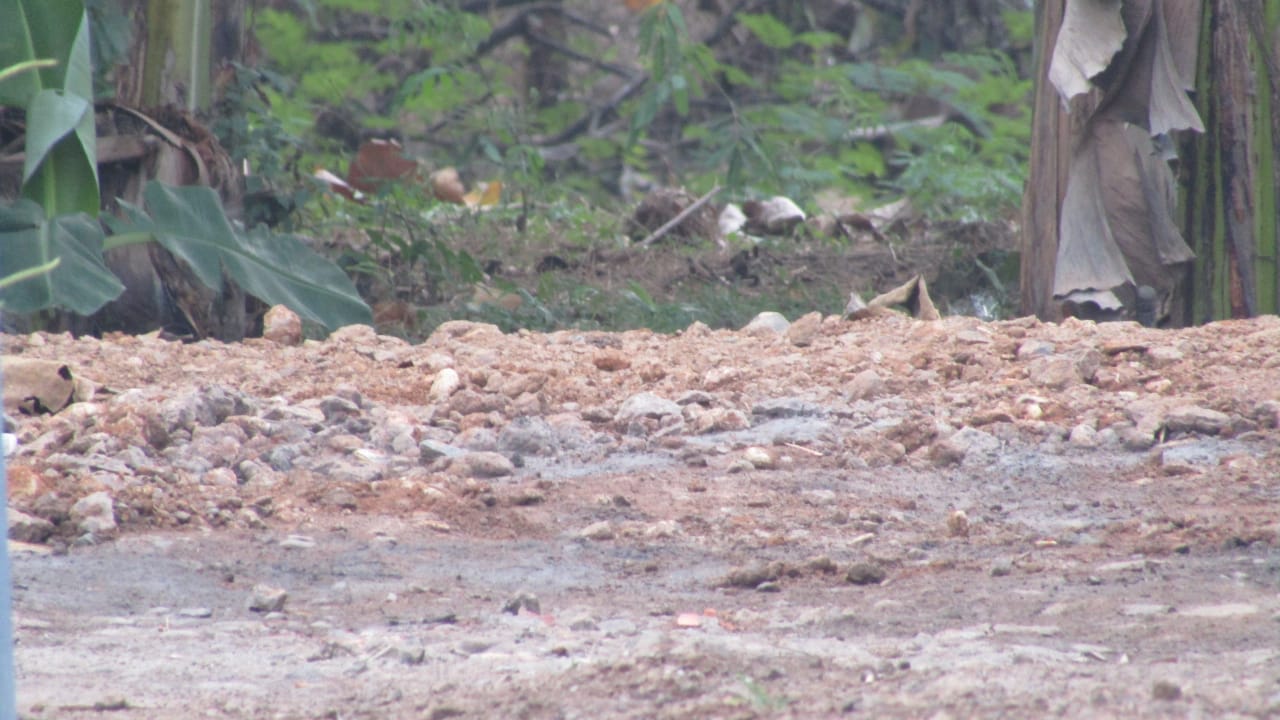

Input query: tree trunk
[1021,0,1278,324]
[1182,0,1280,321]
[1018,0,1066,321]
[97,0,250,340]
[1020,0,1106,321]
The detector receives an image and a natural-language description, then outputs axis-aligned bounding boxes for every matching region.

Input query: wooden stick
[783,442,825,457]
[636,186,723,248]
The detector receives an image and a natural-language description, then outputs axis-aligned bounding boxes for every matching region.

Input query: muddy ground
[5,311,1280,719]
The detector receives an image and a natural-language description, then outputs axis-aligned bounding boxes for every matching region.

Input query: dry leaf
[1049,0,1126,101]
[431,167,467,204]
[846,275,940,322]
[346,139,418,193]
[463,180,503,207]
[313,168,364,202]
[1054,119,1194,303]
[625,0,664,12]
[2,357,80,414]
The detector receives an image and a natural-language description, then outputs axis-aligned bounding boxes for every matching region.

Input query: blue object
[0,363,15,720]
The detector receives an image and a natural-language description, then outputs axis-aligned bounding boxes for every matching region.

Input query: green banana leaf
[0,0,99,217]
[113,182,372,330]
[0,199,123,314]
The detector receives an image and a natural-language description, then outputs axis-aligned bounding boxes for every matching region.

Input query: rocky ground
[4,310,1280,719]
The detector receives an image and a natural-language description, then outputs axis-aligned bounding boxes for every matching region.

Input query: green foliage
[1,178,372,329]
[211,63,311,228]
[0,0,99,218]
[1002,9,1035,49]
[0,200,122,313]
[885,51,1032,221]
[226,2,1035,333]
[111,182,372,330]
[630,3,696,146]
[736,13,796,50]
[0,3,370,332]
[247,1,1028,224]
[84,0,132,98]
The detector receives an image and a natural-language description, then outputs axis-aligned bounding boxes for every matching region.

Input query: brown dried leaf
[346,139,418,193]
[855,275,940,321]
[1054,119,1194,301]
[1049,0,1127,100]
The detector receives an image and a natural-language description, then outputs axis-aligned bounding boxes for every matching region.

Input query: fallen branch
[636,185,722,248]
[540,73,649,146]
[783,442,825,457]
[539,0,760,149]
[527,30,635,78]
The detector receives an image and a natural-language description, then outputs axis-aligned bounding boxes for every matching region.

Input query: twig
[703,0,768,47]
[636,186,722,248]
[527,30,635,78]
[538,0,761,148]
[461,0,546,12]
[784,442,825,457]
[540,73,649,146]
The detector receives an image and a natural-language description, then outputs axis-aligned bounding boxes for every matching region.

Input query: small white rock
[430,368,461,403]
[248,584,288,613]
[1068,423,1098,447]
[742,311,790,336]
[579,521,615,541]
[280,535,316,550]
[743,446,776,469]
[69,492,117,536]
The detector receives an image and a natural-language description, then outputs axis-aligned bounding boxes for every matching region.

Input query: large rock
[7,507,55,543]
[847,369,887,401]
[1028,350,1100,388]
[69,491,117,536]
[786,312,823,347]
[450,451,515,478]
[615,392,681,423]
[742,312,790,336]
[248,584,288,613]
[261,305,302,346]
[1164,406,1231,435]
[497,416,560,456]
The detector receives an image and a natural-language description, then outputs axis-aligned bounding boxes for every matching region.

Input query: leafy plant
[211,62,311,229]
[0,200,123,313]
[0,0,372,330]
[228,2,1036,333]
[112,183,371,328]
[0,0,99,217]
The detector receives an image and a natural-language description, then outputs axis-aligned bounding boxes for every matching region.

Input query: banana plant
[0,0,371,330]
[0,0,98,217]
[0,4,111,312]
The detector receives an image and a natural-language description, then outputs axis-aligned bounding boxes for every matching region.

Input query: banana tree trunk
[1022,0,1279,324]
[1183,0,1279,321]
[101,0,251,340]
[1019,0,1068,322]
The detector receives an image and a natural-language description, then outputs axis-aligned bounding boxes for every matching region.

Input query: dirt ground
[5,309,1280,719]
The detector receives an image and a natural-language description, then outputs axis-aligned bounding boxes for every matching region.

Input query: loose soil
[5,310,1280,719]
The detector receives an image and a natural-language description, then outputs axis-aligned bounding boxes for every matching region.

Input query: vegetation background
[218,0,1035,336]
[10,1,1274,339]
